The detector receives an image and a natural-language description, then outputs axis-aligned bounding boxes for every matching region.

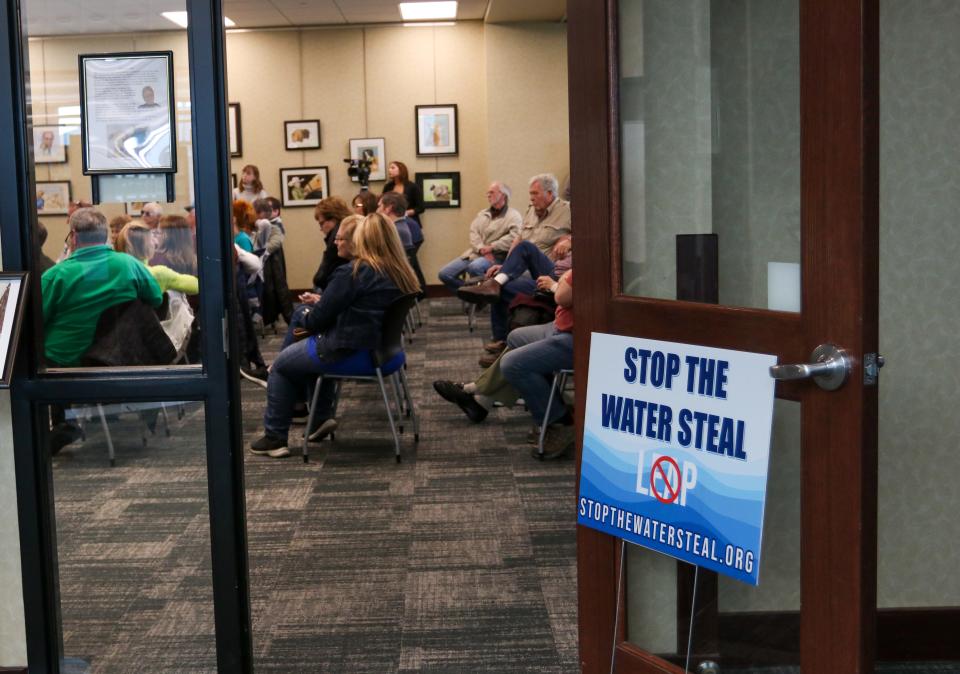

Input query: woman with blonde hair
[250,212,418,458]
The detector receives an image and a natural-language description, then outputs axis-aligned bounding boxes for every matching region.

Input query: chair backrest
[373,293,418,367]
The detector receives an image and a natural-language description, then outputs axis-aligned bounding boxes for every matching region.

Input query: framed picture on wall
[124,201,146,215]
[416,172,461,209]
[33,125,67,164]
[36,181,72,216]
[231,173,237,189]
[0,271,29,387]
[348,137,386,182]
[280,166,329,207]
[415,104,458,156]
[78,51,177,173]
[229,103,242,157]
[284,120,321,150]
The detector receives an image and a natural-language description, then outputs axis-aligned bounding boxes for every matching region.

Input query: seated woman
[115,222,199,294]
[250,213,420,458]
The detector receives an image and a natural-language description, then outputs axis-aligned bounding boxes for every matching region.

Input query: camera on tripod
[344,157,372,189]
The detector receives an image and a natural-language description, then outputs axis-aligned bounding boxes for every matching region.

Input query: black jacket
[382,180,424,225]
[261,246,293,325]
[304,261,402,357]
[312,223,351,291]
[81,300,176,367]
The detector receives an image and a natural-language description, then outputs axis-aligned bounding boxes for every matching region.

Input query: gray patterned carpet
[50,298,580,673]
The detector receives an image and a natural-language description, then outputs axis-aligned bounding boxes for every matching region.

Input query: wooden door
[569,1,877,672]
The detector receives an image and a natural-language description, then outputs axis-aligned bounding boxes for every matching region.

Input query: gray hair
[529,173,559,196]
[69,207,108,244]
[496,182,512,201]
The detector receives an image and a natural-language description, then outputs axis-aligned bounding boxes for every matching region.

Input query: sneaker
[239,366,269,389]
[532,423,574,460]
[249,434,290,458]
[307,418,338,442]
[433,380,488,422]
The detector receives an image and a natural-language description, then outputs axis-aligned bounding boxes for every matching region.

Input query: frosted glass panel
[619,0,800,310]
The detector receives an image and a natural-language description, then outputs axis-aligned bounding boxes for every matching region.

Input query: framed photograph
[348,137,386,182]
[36,181,72,216]
[416,172,461,209]
[124,201,146,216]
[231,173,237,189]
[228,103,242,157]
[280,166,329,207]
[415,104,458,156]
[33,125,67,164]
[78,51,176,174]
[0,271,29,387]
[285,120,321,150]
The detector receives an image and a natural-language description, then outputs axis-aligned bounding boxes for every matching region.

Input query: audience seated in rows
[250,213,420,459]
[457,173,571,355]
[438,181,521,292]
[435,268,575,459]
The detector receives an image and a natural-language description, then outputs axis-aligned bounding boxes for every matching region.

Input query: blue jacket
[304,261,402,359]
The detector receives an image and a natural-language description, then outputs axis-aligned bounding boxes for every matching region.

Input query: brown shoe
[533,423,574,460]
[483,339,507,354]
[457,278,501,305]
[478,351,499,368]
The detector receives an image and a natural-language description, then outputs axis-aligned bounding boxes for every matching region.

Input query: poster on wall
[285,120,321,150]
[78,51,176,174]
[33,125,68,164]
[577,332,776,585]
[416,172,460,208]
[0,272,29,387]
[415,104,458,156]
[280,167,329,207]
[348,138,386,182]
[229,103,242,157]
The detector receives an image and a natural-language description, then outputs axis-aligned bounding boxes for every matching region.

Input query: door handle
[769,344,852,391]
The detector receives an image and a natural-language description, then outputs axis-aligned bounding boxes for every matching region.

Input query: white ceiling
[25,0,565,37]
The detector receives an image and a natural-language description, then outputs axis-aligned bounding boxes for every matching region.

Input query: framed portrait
[0,271,29,387]
[285,120,321,150]
[231,173,237,189]
[416,172,461,209]
[415,104,458,156]
[78,51,176,174]
[35,181,72,216]
[280,166,329,207]
[33,125,67,164]
[348,137,386,182]
[229,103,242,157]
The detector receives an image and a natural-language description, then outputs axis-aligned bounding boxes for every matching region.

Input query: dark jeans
[263,339,345,437]
[490,241,557,341]
[500,323,573,425]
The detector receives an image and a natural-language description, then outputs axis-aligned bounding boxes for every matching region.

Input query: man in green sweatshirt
[42,207,163,367]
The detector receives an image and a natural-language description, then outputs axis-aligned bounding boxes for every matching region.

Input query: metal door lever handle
[769,344,851,391]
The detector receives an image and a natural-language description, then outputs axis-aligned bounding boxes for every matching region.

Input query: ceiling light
[402,21,455,27]
[161,12,236,28]
[399,1,457,21]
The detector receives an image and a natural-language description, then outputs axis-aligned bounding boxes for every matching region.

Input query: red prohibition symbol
[650,455,682,504]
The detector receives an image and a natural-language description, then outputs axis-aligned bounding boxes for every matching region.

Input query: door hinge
[863,352,885,386]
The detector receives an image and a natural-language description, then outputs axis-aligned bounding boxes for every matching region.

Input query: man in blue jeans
[435,269,575,459]
[457,174,571,355]
[437,181,521,292]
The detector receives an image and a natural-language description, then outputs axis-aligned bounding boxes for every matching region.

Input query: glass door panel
[618,0,801,311]
[877,1,960,668]
[24,0,203,371]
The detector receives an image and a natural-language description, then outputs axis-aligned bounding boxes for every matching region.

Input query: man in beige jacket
[438,181,522,293]
[458,173,572,354]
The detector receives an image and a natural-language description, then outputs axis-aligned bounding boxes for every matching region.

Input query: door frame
[0,0,253,671]
[568,1,879,672]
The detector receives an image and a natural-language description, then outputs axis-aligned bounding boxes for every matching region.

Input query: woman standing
[381,161,424,226]
[233,164,268,204]
[250,213,420,458]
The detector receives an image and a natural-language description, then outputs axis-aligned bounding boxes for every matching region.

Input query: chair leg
[414,299,423,327]
[537,372,563,460]
[376,369,402,462]
[303,376,324,463]
[97,404,116,467]
[160,402,171,437]
[390,373,405,433]
[399,368,420,442]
